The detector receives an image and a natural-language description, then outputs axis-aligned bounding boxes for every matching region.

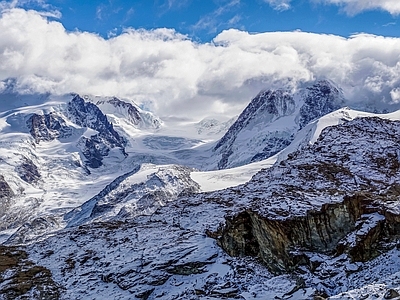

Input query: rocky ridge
[64,164,200,228]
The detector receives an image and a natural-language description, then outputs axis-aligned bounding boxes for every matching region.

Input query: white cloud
[263,0,291,11]
[314,0,400,15]
[1,9,400,120]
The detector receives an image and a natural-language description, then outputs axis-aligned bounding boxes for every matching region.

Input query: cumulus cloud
[1,9,400,120]
[314,0,400,15]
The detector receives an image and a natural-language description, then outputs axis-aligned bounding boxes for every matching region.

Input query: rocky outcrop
[214,116,400,274]
[0,175,14,223]
[26,112,72,143]
[65,164,200,227]
[98,97,143,126]
[213,89,295,169]
[0,246,60,299]
[0,175,13,199]
[216,194,392,274]
[25,96,128,168]
[15,156,41,184]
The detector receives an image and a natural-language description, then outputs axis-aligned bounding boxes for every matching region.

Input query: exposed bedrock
[216,193,400,274]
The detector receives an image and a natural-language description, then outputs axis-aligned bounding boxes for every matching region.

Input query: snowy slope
[8,114,400,300]
[2,90,400,245]
[2,80,400,300]
[0,92,235,244]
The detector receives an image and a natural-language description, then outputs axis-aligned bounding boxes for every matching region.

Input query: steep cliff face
[211,80,346,170]
[0,175,14,199]
[68,95,127,168]
[15,156,41,184]
[25,95,128,169]
[213,89,295,169]
[218,194,371,274]
[215,116,400,274]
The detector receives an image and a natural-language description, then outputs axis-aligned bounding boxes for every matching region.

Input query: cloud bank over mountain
[1,8,400,119]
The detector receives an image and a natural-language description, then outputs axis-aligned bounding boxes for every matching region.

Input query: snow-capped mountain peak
[82,95,162,130]
[298,79,346,129]
[210,79,347,170]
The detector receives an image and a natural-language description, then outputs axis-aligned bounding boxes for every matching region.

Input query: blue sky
[10,0,400,41]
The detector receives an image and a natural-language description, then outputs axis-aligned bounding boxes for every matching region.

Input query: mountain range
[0,80,400,299]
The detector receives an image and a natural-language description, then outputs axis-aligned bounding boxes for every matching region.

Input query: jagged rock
[15,156,41,184]
[26,112,73,143]
[64,164,200,227]
[94,96,162,129]
[0,175,14,223]
[384,289,400,299]
[213,89,295,169]
[97,97,143,126]
[77,136,110,168]
[68,95,127,168]
[299,79,345,129]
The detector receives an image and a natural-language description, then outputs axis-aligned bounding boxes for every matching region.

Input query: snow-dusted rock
[94,96,162,130]
[211,80,346,170]
[64,164,200,227]
[0,115,398,300]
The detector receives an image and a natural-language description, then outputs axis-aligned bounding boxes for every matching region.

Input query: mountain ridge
[1,81,400,299]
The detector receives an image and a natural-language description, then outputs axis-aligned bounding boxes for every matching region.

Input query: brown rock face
[0,246,61,300]
[217,194,400,275]
[218,194,363,274]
